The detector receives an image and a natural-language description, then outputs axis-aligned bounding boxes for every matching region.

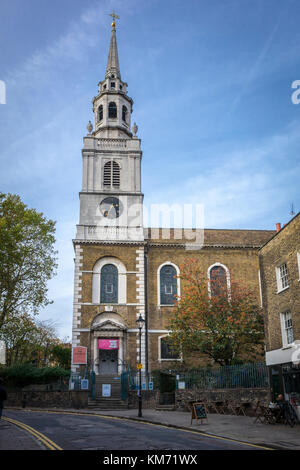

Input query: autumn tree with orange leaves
[167,259,264,366]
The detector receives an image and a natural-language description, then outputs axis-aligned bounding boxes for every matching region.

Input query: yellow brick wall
[146,245,263,368]
[259,215,300,352]
[74,240,267,371]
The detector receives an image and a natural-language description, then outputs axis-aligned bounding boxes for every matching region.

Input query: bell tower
[92,14,133,139]
[75,16,144,243]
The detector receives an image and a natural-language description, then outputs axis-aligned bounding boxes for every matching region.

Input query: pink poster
[98,339,119,350]
[72,346,87,364]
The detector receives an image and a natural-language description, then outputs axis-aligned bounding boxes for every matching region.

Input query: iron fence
[174,363,269,390]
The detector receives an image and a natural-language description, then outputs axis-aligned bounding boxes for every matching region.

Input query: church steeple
[76,13,144,245]
[105,18,121,80]
[92,15,133,139]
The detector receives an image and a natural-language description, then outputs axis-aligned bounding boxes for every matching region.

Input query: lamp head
[136,314,145,329]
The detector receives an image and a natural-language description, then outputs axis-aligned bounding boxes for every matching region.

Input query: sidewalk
[2,406,300,450]
[0,418,46,450]
[78,408,300,450]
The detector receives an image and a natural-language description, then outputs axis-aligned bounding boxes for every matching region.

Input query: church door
[99,349,118,374]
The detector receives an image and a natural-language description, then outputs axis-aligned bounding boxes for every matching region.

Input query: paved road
[3,410,264,451]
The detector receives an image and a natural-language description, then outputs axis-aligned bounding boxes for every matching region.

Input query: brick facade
[259,214,300,355]
[259,213,300,399]
[73,228,275,376]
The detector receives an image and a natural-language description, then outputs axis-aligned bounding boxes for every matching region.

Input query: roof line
[258,211,300,251]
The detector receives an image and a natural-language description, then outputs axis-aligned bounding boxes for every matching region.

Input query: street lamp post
[136,314,145,418]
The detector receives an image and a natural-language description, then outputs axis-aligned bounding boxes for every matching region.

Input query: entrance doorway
[99,349,118,375]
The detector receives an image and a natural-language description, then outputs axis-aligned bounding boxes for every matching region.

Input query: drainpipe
[144,243,149,384]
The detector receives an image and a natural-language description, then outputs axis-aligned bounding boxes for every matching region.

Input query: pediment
[92,319,126,331]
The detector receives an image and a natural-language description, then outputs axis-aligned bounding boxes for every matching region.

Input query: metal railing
[173,363,269,390]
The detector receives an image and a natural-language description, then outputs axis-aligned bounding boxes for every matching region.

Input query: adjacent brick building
[259,213,300,402]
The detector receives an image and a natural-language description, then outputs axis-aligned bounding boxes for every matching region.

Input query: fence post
[90,371,95,400]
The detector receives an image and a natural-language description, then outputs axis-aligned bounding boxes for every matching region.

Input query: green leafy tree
[50,345,71,370]
[0,193,57,330]
[168,259,265,366]
[0,314,60,367]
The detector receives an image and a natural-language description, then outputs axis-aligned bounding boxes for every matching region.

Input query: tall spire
[106,13,121,80]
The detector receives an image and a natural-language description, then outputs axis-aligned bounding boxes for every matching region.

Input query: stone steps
[155,404,176,411]
[88,398,128,410]
[94,375,123,400]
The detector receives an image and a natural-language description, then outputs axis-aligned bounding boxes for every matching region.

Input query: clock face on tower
[100,197,122,219]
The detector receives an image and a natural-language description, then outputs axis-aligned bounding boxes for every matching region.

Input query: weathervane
[109,11,119,31]
[290,203,295,217]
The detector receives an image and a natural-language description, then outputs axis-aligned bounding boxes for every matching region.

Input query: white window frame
[158,334,182,362]
[280,311,294,348]
[92,257,127,304]
[276,262,289,293]
[102,159,122,189]
[207,263,231,299]
[157,262,180,307]
[297,253,300,281]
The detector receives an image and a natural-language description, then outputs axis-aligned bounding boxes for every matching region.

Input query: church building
[71,18,275,381]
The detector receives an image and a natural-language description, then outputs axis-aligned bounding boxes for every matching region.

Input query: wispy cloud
[230,18,282,112]
[144,121,300,229]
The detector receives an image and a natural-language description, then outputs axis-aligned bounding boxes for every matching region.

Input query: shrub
[0,364,70,387]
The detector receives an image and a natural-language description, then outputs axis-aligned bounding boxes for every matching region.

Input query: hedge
[0,364,70,387]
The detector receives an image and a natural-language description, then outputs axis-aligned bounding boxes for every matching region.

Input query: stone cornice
[72,238,261,249]
[92,90,133,106]
[72,239,146,247]
[79,191,144,196]
[82,149,142,156]
[93,125,133,138]
[148,243,262,249]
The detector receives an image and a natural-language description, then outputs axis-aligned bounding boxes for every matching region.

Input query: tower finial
[109,11,119,31]
[106,12,121,79]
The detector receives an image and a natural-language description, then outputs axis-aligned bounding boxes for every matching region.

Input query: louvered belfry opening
[103,161,120,188]
[108,101,117,119]
[112,161,120,187]
[98,105,103,121]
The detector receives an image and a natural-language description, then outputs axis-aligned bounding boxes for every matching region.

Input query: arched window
[160,336,180,360]
[103,161,120,188]
[209,265,227,297]
[98,105,103,121]
[92,257,126,304]
[108,102,117,119]
[100,264,118,304]
[122,105,127,122]
[160,265,177,305]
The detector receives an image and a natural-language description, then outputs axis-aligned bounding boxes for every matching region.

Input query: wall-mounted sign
[98,339,119,350]
[81,379,89,390]
[72,346,87,365]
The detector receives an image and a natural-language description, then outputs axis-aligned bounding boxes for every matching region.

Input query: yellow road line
[3,417,62,451]
[12,409,272,451]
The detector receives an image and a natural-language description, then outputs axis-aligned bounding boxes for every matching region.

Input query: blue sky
[1,0,300,339]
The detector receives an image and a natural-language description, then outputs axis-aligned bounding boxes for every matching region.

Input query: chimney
[276,223,281,232]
